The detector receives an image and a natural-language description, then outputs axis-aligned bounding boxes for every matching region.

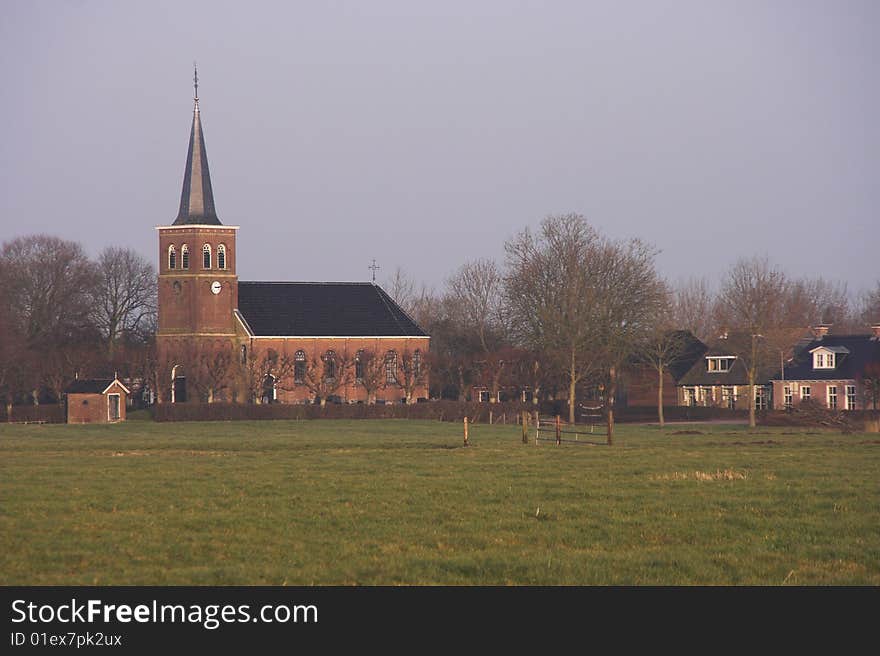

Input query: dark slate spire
[174,66,221,225]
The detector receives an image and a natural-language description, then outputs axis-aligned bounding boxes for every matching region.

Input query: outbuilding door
[108,394,120,421]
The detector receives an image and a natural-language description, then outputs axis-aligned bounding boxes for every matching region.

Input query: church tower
[157,69,239,399]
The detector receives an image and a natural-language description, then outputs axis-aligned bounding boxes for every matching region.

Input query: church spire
[174,64,221,225]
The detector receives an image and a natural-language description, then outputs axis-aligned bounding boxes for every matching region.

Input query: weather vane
[369,259,380,282]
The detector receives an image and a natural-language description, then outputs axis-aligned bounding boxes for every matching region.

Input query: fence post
[555,415,561,446]
[489,410,493,425]
[463,416,469,447]
[534,410,540,445]
[521,411,528,444]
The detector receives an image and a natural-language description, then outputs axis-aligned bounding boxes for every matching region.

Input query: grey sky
[2,0,877,296]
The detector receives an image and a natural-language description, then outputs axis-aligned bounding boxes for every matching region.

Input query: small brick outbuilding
[65,378,130,424]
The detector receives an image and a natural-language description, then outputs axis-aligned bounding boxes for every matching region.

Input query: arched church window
[240,344,247,364]
[168,245,177,270]
[413,349,422,377]
[324,350,337,382]
[355,350,365,383]
[385,351,398,385]
[294,350,306,384]
[181,244,190,269]
[217,244,226,270]
[203,244,212,269]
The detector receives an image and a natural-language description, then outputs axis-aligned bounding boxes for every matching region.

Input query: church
[156,76,429,405]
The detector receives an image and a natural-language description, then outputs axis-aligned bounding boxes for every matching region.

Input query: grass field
[1,418,878,585]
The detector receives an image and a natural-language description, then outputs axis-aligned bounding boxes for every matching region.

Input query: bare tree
[504,214,666,443]
[300,347,354,406]
[0,235,99,345]
[858,281,880,327]
[93,247,157,354]
[397,347,429,404]
[446,259,510,402]
[355,348,388,405]
[189,345,234,403]
[672,277,716,343]
[717,256,799,429]
[239,346,295,404]
[639,290,695,427]
[504,214,603,425]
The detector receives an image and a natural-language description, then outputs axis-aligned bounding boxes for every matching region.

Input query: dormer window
[706,357,734,372]
[168,245,177,270]
[810,345,848,370]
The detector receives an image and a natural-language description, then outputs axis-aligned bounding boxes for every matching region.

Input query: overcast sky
[2,0,877,296]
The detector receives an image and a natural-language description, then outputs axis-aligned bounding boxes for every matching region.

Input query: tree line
[389,214,880,435]
[1,219,879,437]
[0,235,156,414]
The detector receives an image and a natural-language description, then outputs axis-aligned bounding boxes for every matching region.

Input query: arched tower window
[203,244,212,269]
[181,244,190,269]
[324,350,337,382]
[168,245,177,270]
[294,350,306,384]
[385,351,398,385]
[217,244,226,270]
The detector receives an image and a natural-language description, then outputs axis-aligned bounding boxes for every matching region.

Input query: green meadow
[1,418,878,585]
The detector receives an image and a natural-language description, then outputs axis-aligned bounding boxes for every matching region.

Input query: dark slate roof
[174,100,221,226]
[668,331,708,382]
[237,282,428,337]
[65,379,117,394]
[772,334,880,381]
[677,335,776,386]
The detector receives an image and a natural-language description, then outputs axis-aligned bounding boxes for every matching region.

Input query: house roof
[774,334,880,381]
[237,282,428,338]
[668,331,708,382]
[677,334,778,386]
[65,378,130,395]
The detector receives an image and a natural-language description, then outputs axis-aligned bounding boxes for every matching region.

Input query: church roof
[237,282,429,337]
[174,76,221,226]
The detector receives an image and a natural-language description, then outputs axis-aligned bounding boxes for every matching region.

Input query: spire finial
[193,61,199,109]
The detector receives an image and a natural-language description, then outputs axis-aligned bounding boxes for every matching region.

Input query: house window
[813,351,837,369]
[294,350,306,384]
[478,390,490,403]
[203,244,211,269]
[217,244,226,270]
[721,386,737,409]
[827,386,837,410]
[355,350,364,383]
[700,386,713,406]
[168,245,177,270]
[845,385,856,410]
[385,351,398,385]
[323,350,337,382]
[683,387,696,407]
[783,386,792,410]
[181,245,190,269]
[801,386,811,401]
[706,357,733,372]
[755,386,767,411]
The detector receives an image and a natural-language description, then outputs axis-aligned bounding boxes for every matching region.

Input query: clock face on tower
[211,281,222,295]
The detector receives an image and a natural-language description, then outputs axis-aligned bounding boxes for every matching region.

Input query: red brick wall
[772,380,860,410]
[623,365,678,407]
